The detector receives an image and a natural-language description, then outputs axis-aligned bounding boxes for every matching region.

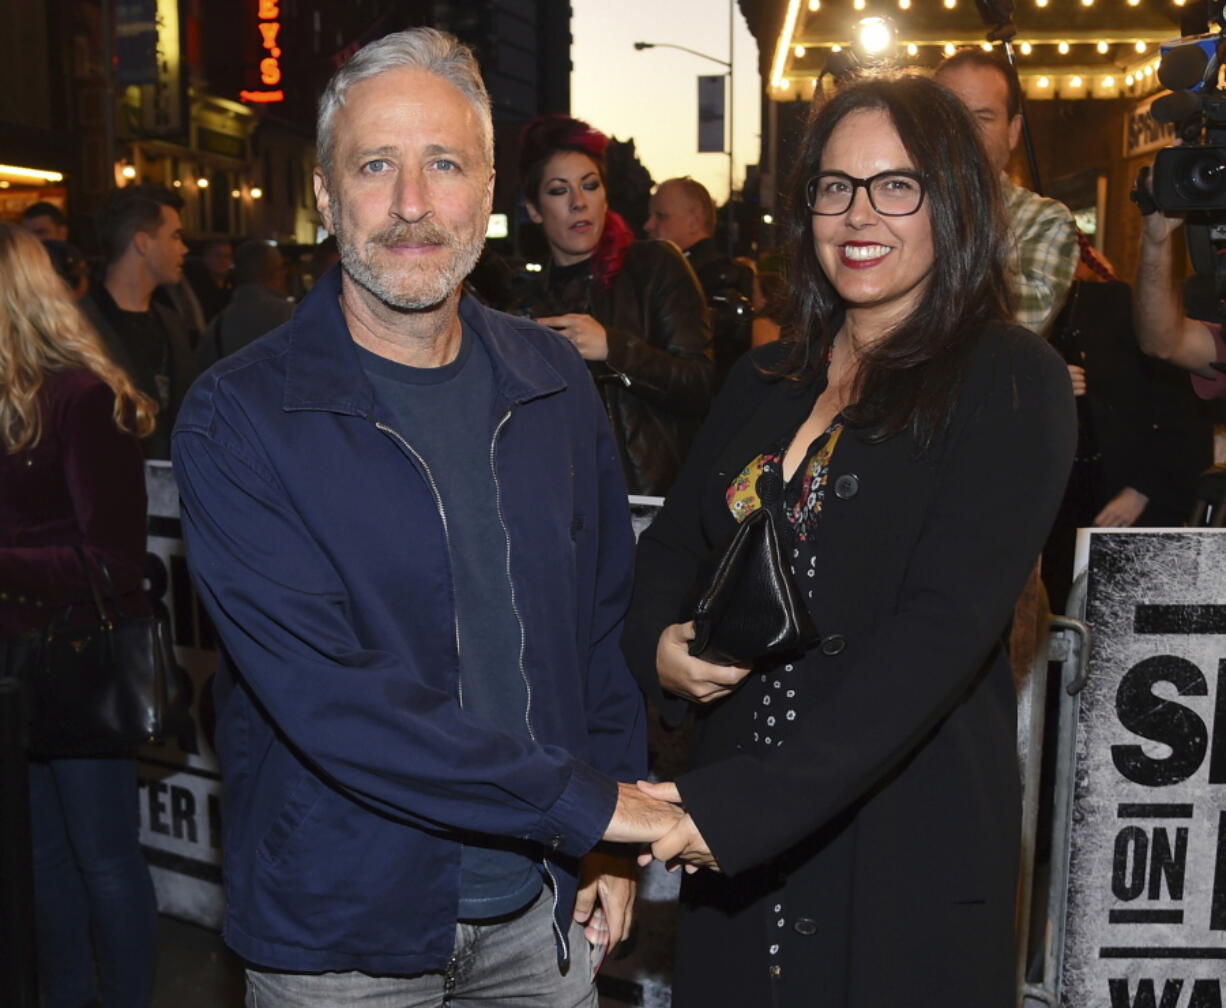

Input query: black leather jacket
[519,240,714,496]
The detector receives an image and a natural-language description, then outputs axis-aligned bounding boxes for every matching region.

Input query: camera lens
[1176,150,1226,202]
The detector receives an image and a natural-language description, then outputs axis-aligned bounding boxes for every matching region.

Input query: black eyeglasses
[804,171,927,217]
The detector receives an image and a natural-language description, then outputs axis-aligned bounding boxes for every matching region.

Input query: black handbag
[685,507,819,666]
[2,547,194,757]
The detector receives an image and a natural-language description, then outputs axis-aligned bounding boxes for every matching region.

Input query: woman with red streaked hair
[517,115,714,496]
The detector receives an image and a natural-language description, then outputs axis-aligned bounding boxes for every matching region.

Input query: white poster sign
[1063,530,1226,1006]
[137,461,224,928]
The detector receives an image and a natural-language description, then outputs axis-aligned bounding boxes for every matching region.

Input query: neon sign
[240,0,284,104]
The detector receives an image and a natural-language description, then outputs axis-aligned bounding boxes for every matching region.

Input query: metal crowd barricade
[0,674,38,1006]
[1017,574,1091,1008]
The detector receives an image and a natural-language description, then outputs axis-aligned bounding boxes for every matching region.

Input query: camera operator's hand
[1134,164,1185,245]
[1133,155,1220,379]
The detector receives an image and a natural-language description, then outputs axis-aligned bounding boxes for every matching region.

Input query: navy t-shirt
[358,326,542,920]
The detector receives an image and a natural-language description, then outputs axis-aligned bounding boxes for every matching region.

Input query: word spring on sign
[1063,532,1226,1008]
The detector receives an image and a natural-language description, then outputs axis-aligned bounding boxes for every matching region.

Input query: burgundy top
[0,368,148,636]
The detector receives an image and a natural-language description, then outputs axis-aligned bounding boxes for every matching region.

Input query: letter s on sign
[1112,655,1208,787]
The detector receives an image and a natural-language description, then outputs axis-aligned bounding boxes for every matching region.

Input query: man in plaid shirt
[938,50,1077,337]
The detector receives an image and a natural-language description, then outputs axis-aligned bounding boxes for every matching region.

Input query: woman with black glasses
[623,74,1076,1006]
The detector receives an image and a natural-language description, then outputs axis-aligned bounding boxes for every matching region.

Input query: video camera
[1148,1,1226,213]
[1142,2,1226,284]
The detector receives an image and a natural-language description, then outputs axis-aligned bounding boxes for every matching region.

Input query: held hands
[600,780,720,874]
[601,780,685,844]
[657,622,752,703]
[634,781,720,874]
[536,313,609,362]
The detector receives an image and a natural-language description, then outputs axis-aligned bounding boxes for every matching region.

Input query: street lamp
[634,7,737,255]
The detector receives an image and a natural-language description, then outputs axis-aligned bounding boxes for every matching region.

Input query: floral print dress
[722,418,844,977]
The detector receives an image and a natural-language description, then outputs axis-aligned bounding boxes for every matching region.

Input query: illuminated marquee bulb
[1102,76,1115,88]
[1037,76,1050,88]
[1019,42,1032,55]
[906,43,917,56]
[1070,75,1082,88]
[943,0,956,8]
[1057,41,1069,55]
[1135,41,1147,54]
[831,44,842,53]
[230,188,241,198]
[1125,74,1134,86]
[808,0,820,9]
[1096,41,1108,55]
[943,42,956,57]
[1035,0,1048,7]
[197,177,209,189]
[121,165,136,179]
[1080,0,1092,6]
[981,42,993,52]
[853,0,865,9]
[250,186,264,199]
[795,44,805,57]
[899,0,910,8]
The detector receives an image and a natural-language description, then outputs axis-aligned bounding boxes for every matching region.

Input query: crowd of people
[0,21,1220,1008]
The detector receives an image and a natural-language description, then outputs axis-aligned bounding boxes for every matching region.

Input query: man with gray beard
[172,27,679,1006]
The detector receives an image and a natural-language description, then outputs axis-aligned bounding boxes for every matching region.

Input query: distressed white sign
[137,461,225,927]
[1063,530,1226,1007]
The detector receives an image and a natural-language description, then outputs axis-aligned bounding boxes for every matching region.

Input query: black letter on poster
[1108,978,1183,1008]
[1212,811,1226,931]
[1149,827,1189,900]
[1211,660,1226,785]
[1113,656,1208,786]
[1190,979,1223,1008]
[1113,827,1149,901]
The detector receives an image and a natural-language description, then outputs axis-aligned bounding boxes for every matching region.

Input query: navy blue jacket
[172,269,646,974]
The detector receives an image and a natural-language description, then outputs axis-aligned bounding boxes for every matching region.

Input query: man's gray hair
[316,27,493,178]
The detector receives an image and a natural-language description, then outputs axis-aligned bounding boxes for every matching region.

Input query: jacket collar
[283,265,565,416]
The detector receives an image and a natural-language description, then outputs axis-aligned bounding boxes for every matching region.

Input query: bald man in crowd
[646,177,754,381]
[646,177,753,303]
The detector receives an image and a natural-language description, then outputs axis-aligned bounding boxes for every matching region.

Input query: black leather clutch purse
[685,508,819,666]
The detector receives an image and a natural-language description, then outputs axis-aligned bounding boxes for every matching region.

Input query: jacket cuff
[678,757,787,877]
[533,759,619,859]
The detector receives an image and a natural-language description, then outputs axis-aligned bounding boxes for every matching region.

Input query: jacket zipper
[374,421,464,707]
[489,407,567,960]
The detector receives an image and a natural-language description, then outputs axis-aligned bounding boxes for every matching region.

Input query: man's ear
[314,168,335,234]
[131,228,151,259]
[1007,113,1023,155]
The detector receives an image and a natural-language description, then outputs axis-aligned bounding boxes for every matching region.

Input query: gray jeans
[244,888,597,1007]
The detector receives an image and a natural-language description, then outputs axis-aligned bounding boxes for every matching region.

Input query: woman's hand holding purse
[657,621,752,703]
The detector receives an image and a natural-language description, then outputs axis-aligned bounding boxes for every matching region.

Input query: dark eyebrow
[546,171,599,185]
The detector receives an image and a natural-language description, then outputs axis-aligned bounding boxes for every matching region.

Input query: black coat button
[834,474,859,499]
[793,917,818,936]
[820,634,846,656]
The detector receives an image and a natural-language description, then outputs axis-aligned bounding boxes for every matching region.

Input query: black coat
[623,323,1076,1006]
[519,240,713,496]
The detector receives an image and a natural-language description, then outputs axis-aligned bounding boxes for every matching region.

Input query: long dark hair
[774,74,1013,450]
[518,114,634,287]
